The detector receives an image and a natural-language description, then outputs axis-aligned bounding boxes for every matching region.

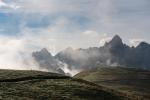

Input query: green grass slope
[0,69,128,100]
[75,67,150,100]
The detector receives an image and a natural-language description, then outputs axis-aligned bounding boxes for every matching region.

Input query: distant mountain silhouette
[32,35,150,74]
[105,35,123,47]
[32,48,65,74]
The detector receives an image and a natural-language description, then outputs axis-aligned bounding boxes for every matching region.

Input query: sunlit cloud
[129,38,146,46]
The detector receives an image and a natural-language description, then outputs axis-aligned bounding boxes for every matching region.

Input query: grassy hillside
[0,69,128,100]
[75,67,150,100]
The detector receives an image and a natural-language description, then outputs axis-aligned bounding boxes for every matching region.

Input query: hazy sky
[0,0,149,68]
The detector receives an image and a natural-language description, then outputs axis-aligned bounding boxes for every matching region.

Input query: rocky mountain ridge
[32,35,150,75]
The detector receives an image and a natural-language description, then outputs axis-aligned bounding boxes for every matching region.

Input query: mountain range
[32,35,150,75]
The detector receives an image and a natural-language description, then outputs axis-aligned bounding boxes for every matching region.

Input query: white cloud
[12,0,82,13]
[129,38,145,46]
[82,30,113,46]
[0,36,35,69]
[83,30,99,37]
[0,0,7,7]
[2,0,150,40]
[99,37,112,46]
[0,0,20,10]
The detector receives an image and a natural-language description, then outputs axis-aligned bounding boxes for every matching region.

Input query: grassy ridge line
[0,74,128,99]
[0,75,70,82]
[73,78,147,100]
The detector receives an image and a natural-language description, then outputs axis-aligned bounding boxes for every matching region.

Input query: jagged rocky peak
[32,48,53,60]
[112,35,122,42]
[40,48,52,56]
[136,42,150,49]
[137,42,149,47]
[105,35,123,47]
[110,35,123,44]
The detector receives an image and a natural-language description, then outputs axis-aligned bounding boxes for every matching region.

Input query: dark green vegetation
[75,67,150,100]
[0,69,128,100]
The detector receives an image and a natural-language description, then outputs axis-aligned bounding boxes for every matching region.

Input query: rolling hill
[0,69,130,100]
[75,67,150,100]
